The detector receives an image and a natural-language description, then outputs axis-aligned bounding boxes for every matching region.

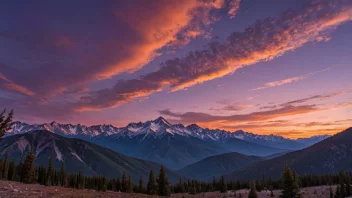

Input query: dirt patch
[0,181,337,198]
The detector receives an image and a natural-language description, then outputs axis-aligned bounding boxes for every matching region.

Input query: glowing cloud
[76,0,352,111]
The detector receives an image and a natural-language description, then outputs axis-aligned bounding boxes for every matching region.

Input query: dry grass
[0,181,337,198]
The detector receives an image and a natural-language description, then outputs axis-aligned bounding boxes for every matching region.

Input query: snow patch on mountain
[15,137,31,153]
[71,152,83,163]
[53,141,62,161]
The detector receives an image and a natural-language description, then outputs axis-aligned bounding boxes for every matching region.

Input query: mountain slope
[227,127,352,180]
[93,132,229,170]
[93,131,284,169]
[178,152,263,181]
[0,130,182,183]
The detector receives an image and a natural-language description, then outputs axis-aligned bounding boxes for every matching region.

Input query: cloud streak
[281,90,350,106]
[0,72,35,96]
[252,67,331,91]
[159,104,321,124]
[76,0,352,111]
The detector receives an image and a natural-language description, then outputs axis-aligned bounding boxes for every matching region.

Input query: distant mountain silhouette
[227,127,352,180]
[178,152,263,181]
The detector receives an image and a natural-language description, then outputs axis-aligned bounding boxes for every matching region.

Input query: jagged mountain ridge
[7,117,330,169]
[7,117,329,149]
[0,130,183,183]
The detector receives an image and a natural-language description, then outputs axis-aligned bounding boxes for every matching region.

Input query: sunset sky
[1,0,351,138]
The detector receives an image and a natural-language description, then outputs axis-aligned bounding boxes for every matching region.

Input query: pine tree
[18,155,24,182]
[212,177,217,191]
[0,109,13,140]
[329,187,333,198]
[127,176,133,193]
[248,182,258,198]
[339,170,346,198]
[219,175,227,193]
[116,178,121,192]
[46,154,53,186]
[138,176,145,193]
[8,161,15,180]
[22,150,36,184]
[280,164,300,198]
[121,172,128,192]
[346,175,351,197]
[189,185,196,195]
[2,151,9,180]
[178,177,185,193]
[59,161,66,187]
[147,170,156,195]
[157,166,171,196]
[0,158,3,179]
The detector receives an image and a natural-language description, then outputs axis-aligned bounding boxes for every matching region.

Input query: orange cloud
[96,0,239,79]
[0,83,35,96]
[1,0,239,98]
[0,72,35,96]
[76,0,352,111]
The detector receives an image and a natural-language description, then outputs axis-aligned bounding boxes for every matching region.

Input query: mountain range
[6,117,330,169]
[227,127,352,180]
[0,130,182,183]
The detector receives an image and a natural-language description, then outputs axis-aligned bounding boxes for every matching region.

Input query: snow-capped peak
[7,118,330,145]
[153,116,171,127]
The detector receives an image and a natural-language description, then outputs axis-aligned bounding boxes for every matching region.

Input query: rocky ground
[0,181,337,198]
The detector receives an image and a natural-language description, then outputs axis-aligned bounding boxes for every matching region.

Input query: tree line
[0,151,351,197]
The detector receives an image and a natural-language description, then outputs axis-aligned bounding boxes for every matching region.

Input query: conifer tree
[23,150,36,183]
[178,177,185,193]
[271,190,275,197]
[121,172,128,192]
[0,109,13,140]
[189,185,196,195]
[43,168,48,185]
[59,161,66,187]
[346,175,351,197]
[335,185,341,198]
[2,151,9,180]
[8,161,15,180]
[116,178,121,192]
[138,176,145,193]
[339,170,346,198]
[0,158,3,179]
[330,187,333,198]
[212,176,217,191]
[280,164,300,198]
[157,166,170,196]
[127,176,133,193]
[248,182,258,198]
[18,155,24,182]
[46,154,53,186]
[219,175,227,193]
[147,170,156,195]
